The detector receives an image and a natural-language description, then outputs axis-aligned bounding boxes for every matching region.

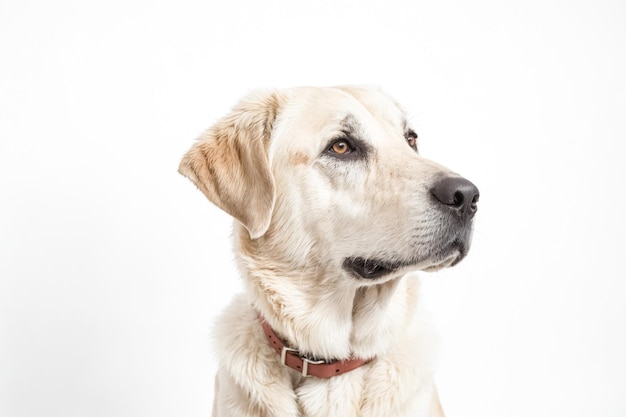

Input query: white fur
[179,85,475,417]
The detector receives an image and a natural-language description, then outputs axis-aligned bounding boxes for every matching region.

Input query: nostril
[453,191,465,208]
[470,193,479,211]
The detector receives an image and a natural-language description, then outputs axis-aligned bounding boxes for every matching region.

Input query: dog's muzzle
[343,175,480,280]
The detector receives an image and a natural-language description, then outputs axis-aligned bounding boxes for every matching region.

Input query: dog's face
[179,86,478,285]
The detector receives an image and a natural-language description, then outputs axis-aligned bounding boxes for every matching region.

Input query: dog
[178,85,479,417]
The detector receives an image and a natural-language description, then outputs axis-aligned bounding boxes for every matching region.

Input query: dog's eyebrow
[338,114,363,137]
[401,118,411,133]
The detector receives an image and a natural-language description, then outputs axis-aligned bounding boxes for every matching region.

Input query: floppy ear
[178,91,283,239]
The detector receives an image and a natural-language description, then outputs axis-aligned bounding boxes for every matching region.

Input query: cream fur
[179,85,477,417]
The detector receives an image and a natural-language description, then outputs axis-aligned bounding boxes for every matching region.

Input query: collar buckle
[281,346,326,377]
[301,357,325,377]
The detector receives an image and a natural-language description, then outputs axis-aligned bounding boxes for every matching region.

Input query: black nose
[430,176,480,220]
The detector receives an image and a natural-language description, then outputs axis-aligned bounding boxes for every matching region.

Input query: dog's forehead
[273,86,407,146]
[334,86,406,123]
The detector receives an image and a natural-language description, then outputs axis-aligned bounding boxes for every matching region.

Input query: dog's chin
[420,250,463,272]
[344,240,468,280]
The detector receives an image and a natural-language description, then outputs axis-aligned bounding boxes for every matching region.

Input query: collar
[259,314,373,378]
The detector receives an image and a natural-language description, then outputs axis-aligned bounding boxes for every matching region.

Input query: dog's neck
[235,227,421,361]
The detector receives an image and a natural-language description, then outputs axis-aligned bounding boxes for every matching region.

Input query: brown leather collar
[259,314,372,378]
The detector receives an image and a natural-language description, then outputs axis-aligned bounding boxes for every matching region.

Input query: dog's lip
[343,257,400,280]
[344,239,468,280]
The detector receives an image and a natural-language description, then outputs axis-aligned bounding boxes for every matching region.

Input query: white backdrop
[1,0,625,416]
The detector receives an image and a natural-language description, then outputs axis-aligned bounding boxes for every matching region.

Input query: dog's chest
[292,371,365,417]
[290,366,428,417]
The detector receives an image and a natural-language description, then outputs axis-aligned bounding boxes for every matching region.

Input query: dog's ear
[178,91,283,239]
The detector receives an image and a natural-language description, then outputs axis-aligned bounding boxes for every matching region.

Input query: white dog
[179,85,479,417]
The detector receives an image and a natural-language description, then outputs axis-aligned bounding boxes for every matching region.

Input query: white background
[1,0,625,416]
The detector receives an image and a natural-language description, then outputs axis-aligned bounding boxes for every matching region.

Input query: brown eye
[330,140,352,154]
[407,137,416,148]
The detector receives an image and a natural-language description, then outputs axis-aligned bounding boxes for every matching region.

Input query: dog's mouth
[343,257,400,280]
[344,239,468,280]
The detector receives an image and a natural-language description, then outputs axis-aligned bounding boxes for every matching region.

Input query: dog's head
[179,86,478,284]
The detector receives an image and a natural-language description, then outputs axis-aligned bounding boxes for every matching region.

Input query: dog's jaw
[234,224,427,362]
[342,231,472,281]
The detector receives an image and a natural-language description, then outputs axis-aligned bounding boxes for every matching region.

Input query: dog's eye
[406,130,418,151]
[328,139,354,155]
